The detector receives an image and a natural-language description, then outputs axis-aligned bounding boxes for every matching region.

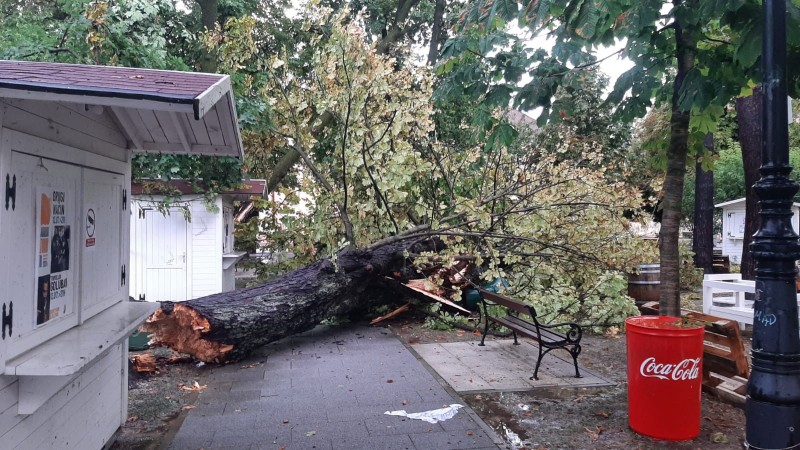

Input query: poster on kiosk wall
[35,187,73,326]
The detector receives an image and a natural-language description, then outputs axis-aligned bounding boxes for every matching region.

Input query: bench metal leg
[530,345,583,380]
[479,319,489,346]
[570,345,582,378]
[531,345,546,380]
[512,330,519,345]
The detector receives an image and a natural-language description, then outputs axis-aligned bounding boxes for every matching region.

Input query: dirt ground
[110,348,212,450]
[388,318,746,450]
[113,309,747,450]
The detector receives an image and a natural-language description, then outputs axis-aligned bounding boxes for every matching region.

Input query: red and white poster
[35,187,73,326]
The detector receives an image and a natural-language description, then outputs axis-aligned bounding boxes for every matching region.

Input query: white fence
[702,273,800,329]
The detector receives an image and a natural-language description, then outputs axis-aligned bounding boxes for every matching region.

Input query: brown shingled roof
[0,60,224,104]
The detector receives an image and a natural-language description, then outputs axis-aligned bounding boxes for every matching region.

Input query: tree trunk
[659,2,695,317]
[736,89,762,280]
[427,0,446,65]
[693,133,715,274]
[197,0,219,73]
[143,243,414,362]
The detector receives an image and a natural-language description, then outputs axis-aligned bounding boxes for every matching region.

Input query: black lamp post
[746,0,800,448]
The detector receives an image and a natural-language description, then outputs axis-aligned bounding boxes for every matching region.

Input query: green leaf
[733,23,761,69]
[573,0,604,39]
[487,0,519,25]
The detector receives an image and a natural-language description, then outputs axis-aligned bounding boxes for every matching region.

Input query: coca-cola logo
[639,357,701,381]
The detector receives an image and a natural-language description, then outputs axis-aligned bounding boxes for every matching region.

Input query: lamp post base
[746,398,800,449]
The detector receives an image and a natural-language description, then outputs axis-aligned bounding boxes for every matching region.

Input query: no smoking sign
[85,208,96,248]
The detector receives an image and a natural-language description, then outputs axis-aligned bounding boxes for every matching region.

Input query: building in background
[130,179,265,302]
[717,197,800,264]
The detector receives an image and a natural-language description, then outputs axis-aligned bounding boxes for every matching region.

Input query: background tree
[736,91,762,279]
[693,134,714,274]
[437,0,800,316]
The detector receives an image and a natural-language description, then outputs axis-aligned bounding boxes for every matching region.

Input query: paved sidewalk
[169,325,502,450]
[413,340,614,393]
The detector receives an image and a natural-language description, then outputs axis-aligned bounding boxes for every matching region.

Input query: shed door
[727,211,746,239]
[1,152,80,359]
[140,209,188,302]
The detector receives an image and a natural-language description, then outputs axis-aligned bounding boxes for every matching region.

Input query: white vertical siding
[721,206,746,264]
[0,344,123,449]
[131,195,227,301]
[189,198,222,298]
[720,204,800,264]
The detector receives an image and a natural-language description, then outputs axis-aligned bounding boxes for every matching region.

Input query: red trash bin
[626,315,705,440]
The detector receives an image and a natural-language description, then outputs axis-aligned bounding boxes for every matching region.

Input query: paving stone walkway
[413,340,614,393]
[169,325,502,450]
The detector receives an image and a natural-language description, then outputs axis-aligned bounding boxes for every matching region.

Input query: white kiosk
[0,61,243,448]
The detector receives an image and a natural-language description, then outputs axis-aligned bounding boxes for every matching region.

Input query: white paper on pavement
[384,404,464,424]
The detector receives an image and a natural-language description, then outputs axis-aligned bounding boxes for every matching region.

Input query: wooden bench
[477,288,583,380]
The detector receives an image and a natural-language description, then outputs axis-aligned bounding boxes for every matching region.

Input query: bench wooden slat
[480,289,532,316]
[704,344,733,359]
[492,315,566,345]
[704,330,736,347]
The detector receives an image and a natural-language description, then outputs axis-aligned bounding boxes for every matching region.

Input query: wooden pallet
[639,302,749,405]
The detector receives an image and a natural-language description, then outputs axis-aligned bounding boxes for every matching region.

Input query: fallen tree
[144,242,419,362]
[144,12,658,363]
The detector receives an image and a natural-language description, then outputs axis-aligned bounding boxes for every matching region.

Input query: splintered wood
[370,303,411,325]
[397,279,471,314]
[131,354,157,373]
[142,304,234,363]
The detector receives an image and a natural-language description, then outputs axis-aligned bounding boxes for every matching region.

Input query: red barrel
[626,316,705,440]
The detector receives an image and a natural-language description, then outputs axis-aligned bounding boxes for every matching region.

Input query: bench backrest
[478,288,537,318]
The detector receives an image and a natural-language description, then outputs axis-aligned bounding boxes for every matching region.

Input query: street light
[746,0,800,448]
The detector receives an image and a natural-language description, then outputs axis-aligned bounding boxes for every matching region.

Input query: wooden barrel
[628,264,661,305]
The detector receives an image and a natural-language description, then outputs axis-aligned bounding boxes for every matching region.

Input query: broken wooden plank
[399,281,471,314]
[370,303,411,325]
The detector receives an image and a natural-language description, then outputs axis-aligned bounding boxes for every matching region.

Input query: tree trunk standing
[659,2,695,317]
[375,0,422,55]
[143,243,415,362]
[693,133,715,274]
[427,0,446,65]
[735,89,763,280]
[197,0,219,73]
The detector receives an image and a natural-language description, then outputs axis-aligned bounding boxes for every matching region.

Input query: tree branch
[267,0,423,194]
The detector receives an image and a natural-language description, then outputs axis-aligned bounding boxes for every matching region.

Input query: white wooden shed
[0,61,242,448]
[130,179,264,302]
[717,197,800,263]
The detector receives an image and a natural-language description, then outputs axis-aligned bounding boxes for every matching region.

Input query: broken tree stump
[142,243,414,363]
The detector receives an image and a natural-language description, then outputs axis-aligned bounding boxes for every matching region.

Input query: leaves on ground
[584,425,604,441]
[178,381,207,392]
[711,431,729,443]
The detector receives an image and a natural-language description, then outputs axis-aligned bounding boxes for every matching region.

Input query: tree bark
[197,0,219,73]
[143,242,417,362]
[659,1,695,317]
[375,0,422,55]
[427,0,446,65]
[735,89,762,280]
[693,133,715,274]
